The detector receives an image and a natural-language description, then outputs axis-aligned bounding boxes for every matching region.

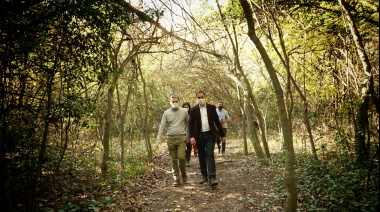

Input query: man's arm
[223,110,231,124]
[188,108,197,145]
[216,119,226,142]
[156,112,167,143]
[214,110,226,138]
[185,111,190,142]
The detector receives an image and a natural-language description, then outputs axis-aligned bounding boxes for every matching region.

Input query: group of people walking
[156,90,230,187]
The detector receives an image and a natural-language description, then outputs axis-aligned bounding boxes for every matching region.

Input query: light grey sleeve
[185,113,190,139]
[157,112,167,141]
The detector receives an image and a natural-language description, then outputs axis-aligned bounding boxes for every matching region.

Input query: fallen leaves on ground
[109,140,283,212]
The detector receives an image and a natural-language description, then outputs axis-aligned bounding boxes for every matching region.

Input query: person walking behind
[157,95,189,187]
[183,102,199,167]
[216,101,230,156]
[188,90,226,187]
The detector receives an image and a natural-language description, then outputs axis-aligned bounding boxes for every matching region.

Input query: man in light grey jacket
[157,95,189,187]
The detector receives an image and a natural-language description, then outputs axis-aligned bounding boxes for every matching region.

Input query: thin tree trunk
[239,0,297,210]
[339,0,373,162]
[135,58,153,162]
[216,0,268,158]
[31,50,58,210]
[242,113,248,156]
[101,76,118,175]
[101,36,141,175]
[244,92,265,159]
[237,85,248,156]
[258,3,312,159]
[118,75,134,165]
[53,118,70,211]
[255,108,270,158]
[290,75,318,160]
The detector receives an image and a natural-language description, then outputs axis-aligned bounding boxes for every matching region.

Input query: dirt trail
[113,140,280,212]
[142,141,278,212]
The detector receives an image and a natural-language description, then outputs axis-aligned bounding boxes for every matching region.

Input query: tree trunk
[135,58,153,162]
[53,118,70,211]
[244,92,265,159]
[290,75,318,160]
[237,85,249,156]
[31,62,57,211]
[254,105,270,158]
[118,72,135,165]
[101,77,118,175]
[239,0,297,210]
[354,97,370,162]
[216,0,269,158]
[101,34,141,174]
[339,0,374,162]
[242,113,248,156]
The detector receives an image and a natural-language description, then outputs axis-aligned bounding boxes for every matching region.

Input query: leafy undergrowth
[34,140,280,212]
[270,151,379,212]
[35,153,154,212]
[35,140,379,212]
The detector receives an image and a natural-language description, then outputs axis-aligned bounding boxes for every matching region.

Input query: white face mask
[197,99,206,106]
[183,108,189,111]
[171,102,179,110]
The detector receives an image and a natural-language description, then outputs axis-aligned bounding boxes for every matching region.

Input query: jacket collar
[198,103,207,108]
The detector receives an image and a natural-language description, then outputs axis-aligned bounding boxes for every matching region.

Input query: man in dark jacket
[188,90,226,187]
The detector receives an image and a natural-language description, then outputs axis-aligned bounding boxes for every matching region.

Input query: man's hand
[220,120,226,127]
[220,137,226,143]
[155,140,162,151]
[190,137,196,145]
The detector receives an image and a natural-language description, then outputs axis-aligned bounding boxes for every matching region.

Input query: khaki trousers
[167,136,187,180]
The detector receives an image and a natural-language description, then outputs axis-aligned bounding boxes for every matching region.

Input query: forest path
[112,140,281,212]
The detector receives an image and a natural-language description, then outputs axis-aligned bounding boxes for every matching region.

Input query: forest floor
[109,140,284,212]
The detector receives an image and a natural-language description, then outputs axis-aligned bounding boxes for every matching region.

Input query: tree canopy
[0,0,378,211]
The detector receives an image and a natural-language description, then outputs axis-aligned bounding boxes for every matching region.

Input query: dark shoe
[182,175,187,183]
[186,161,190,167]
[198,176,208,184]
[218,148,221,154]
[209,178,218,187]
[172,179,180,187]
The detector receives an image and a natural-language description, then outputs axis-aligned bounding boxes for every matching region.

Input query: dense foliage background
[0,0,378,211]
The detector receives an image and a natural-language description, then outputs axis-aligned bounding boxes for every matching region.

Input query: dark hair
[196,90,206,96]
[171,95,180,100]
[182,102,191,108]
[182,102,191,113]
